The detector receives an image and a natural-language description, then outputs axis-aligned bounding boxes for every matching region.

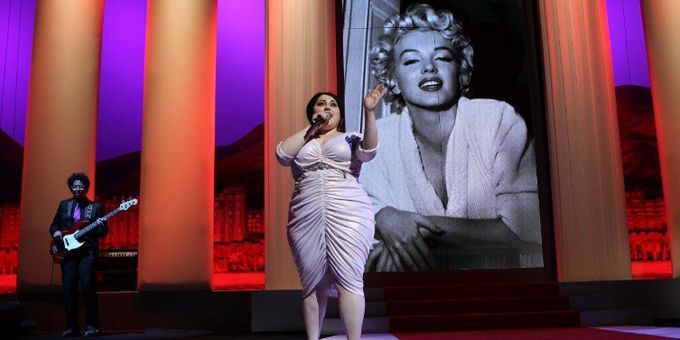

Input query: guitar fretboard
[73,208,121,239]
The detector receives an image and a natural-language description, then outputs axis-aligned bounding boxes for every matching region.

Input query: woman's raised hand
[363,83,385,113]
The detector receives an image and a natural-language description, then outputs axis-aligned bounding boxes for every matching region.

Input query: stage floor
[23,327,680,339]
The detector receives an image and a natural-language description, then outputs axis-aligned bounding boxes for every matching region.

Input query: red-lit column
[265,0,338,290]
[539,0,631,281]
[17,0,104,291]
[640,0,680,277]
[138,0,216,290]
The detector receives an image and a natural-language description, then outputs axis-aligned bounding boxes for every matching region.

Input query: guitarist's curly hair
[67,172,91,190]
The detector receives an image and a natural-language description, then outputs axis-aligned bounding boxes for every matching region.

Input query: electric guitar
[49,198,138,264]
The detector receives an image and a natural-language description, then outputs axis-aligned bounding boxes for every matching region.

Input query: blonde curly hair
[370,4,473,113]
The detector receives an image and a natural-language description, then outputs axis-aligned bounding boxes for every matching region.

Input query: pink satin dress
[276,132,377,297]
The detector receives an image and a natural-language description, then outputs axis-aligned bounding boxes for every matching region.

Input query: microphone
[305,113,329,140]
[311,112,330,126]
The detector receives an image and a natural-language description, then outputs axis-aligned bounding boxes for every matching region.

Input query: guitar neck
[74,208,120,238]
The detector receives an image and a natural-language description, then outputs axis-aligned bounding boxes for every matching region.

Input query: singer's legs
[316,289,329,334]
[337,284,364,340]
[302,274,332,340]
[302,291,321,340]
[316,274,331,333]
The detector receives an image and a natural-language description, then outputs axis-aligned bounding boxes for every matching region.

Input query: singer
[275,87,384,340]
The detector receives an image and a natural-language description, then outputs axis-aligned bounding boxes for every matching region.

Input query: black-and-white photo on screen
[343,0,546,272]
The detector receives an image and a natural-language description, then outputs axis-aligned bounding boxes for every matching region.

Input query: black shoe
[83,325,100,337]
[61,328,80,337]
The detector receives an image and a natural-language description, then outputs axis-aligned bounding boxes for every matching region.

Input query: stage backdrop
[262,0,635,288]
[0,0,265,292]
[343,0,548,272]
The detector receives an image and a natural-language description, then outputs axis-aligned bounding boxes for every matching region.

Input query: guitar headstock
[119,197,139,211]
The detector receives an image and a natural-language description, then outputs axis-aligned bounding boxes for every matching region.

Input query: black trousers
[60,247,99,329]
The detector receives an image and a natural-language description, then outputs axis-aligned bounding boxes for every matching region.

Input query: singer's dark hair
[67,172,91,190]
[305,92,345,132]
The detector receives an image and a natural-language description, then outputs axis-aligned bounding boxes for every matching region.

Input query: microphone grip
[311,115,325,126]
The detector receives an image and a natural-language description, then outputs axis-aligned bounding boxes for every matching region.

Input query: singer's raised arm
[361,84,385,151]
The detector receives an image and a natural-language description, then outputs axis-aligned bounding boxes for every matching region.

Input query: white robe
[359,97,542,268]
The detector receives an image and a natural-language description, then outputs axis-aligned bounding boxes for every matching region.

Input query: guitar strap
[85,204,96,249]
[85,204,94,222]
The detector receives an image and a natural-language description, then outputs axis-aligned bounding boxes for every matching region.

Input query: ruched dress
[276,132,377,297]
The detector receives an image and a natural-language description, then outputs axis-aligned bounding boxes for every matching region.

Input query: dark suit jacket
[49,198,109,247]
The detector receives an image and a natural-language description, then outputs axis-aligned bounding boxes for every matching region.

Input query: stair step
[364,287,384,301]
[383,283,559,301]
[365,268,547,287]
[387,296,571,316]
[568,294,618,310]
[389,310,580,332]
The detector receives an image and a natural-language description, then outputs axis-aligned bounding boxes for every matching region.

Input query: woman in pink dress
[276,86,384,340]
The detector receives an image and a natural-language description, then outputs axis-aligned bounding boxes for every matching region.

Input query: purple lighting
[215,0,264,147]
[606,0,650,87]
[96,0,264,159]
[0,0,36,145]
[97,0,147,161]
[2,0,264,156]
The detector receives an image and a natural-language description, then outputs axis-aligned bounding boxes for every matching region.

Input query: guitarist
[49,172,108,337]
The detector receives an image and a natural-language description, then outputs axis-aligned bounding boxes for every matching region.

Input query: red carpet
[394,327,666,339]
[382,282,579,332]
[389,310,580,332]
[383,282,562,300]
[368,271,580,332]
[387,295,571,315]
